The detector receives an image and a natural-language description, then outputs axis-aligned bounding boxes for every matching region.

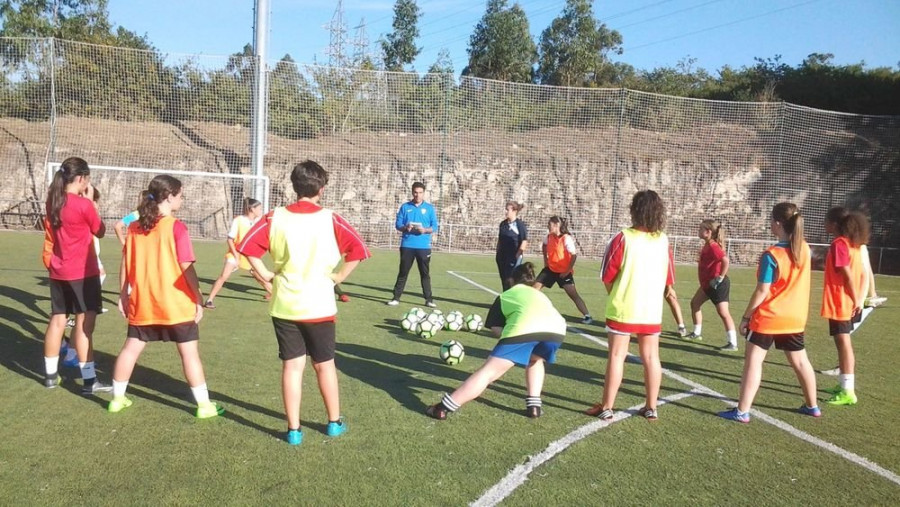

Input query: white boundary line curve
[446,271,900,506]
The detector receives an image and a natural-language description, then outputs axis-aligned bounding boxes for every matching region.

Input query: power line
[615,0,729,30]
[624,0,825,52]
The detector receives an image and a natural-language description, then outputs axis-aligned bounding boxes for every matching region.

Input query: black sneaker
[425,403,448,420]
[44,374,61,389]
[526,406,542,418]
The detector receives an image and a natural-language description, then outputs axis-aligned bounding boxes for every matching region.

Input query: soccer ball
[439,340,465,365]
[464,314,484,332]
[445,311,464,331]
[400,313,420,333]
[407,307,427,321]
[417,318,441,339]
[427,311,446,328]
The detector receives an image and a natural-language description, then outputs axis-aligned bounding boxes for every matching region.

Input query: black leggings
[497,256,517,292]
[392,247,432,301]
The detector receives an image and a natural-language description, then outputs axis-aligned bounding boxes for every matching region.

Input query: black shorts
[128,321,199,343]
[829,312,862,336]
[536,268,575,288]
[703,276,731,305]
[272,318,336,362]
[747,331,805,351]
[50,276,102,315]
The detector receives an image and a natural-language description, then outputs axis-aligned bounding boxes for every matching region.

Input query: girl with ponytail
[719,202,819,423]
[686,219,738,350]
[204,197,271,308]
[533,215,592,324]
[41,157,111,394]
[109,175,224,419]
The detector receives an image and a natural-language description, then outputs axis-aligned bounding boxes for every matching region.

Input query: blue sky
[107,0,900,74]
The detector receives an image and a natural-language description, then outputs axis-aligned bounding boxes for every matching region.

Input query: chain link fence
[2,38,898,272]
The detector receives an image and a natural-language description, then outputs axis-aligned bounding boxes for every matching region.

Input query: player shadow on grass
[197,277,269,304]
[340,281,493,309]
[0,303,288,438]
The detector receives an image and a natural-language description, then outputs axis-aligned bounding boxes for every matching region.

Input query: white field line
[471,391,697,507]
[447,271,900,505]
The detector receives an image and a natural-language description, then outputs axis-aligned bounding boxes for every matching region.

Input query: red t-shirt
[828,240,850,269]
[698,241,726,288]
[238,201,370,262]
[48,193,103,280]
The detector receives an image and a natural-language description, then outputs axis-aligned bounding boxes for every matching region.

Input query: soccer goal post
[46,163,270,240]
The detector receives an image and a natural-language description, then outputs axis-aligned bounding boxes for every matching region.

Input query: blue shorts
[490,341,561,366]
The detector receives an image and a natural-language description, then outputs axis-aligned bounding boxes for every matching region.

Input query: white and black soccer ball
[439,339,465,365]
[464,314,484,332]
[400,312,420,333]
[445,311,464,331]
[417,318,441,339]
[407,307,427,321]
[427,311,446,329]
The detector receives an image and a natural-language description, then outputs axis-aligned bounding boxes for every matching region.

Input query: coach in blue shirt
[388,182,439,307]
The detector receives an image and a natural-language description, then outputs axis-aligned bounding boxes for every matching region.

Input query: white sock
[840,374,855,392]
[112,380,129,398]
[45,356,59,376]
[79,361,96,380]
[726,329,737,345]
[65,347,78,362]
[100,273,107,285]
[191,383,210,405]
[694,325,702,335]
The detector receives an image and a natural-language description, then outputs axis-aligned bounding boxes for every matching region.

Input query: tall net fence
[2,38,899,272]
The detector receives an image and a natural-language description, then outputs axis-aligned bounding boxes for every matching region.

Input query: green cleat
[196,402,225,419]
[108,396,133,413]
[823,384,842,394]
[826,389,857,406]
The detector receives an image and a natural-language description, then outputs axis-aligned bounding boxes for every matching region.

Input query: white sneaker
[865,296,886,308]
[81,380,113,395]
[719,343,738,352]
[386,300,399,306]
[820,366,841,376]
[425,301,437,308]
[677,326,688,338]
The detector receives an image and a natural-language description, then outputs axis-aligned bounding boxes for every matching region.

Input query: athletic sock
[78,361,96,381]
[694,325,702,335]
[839,374,855,392]
[191,383,210,405]
[112,380,129,398]
[525,396,542,408]
[441,393,460,412]
[726,329,737,345]
[44,356,59,376]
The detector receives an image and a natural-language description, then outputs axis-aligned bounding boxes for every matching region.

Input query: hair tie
[792,211,799,217]
[147,194,155,201]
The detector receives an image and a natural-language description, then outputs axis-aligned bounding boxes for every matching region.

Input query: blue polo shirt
[395,200,439,249]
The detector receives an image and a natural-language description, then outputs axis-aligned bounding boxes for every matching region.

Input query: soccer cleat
[338,294,350,303]
[386,300,400,306]
[425,301,438,308]
[285,429,303,446]
[864,296,886,308]
[203,300,216,309]
[685,333,703,341]
[820,367,841,376]
[638,407,658,421]
[823,384,842,394]
[718,408,750,423]
[196,402,225,419]
[581,315,593,325]
[525,406,542,418]
[798,405,822,417]
[66,317,76,328]
[82,380,113,395]
[585,404,614,420]
[326,417,347,437]
[677,326,688,338]
[44,374,61,389]
[425,404,448,420]
[719,343,738,352]
[107,396,133,413]
[826,390,857,406]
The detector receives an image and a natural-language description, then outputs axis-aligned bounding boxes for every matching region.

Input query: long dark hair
[839,211,870,247]
[137,175,182,232]
[46,157,90,229]
[630,190,666,233]
[548,216,570,235]
[772,202,805,265]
